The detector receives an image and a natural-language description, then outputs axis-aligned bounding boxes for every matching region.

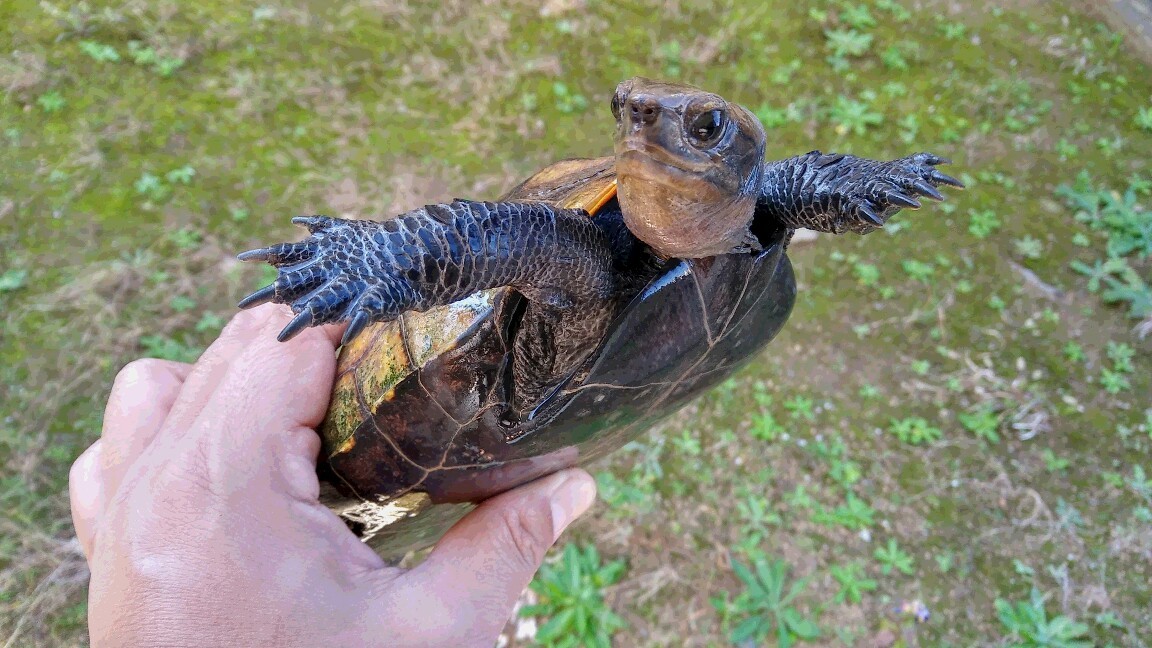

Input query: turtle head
[612,77,766,259]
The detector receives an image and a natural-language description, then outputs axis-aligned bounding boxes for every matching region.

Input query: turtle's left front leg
[755,151,964,235]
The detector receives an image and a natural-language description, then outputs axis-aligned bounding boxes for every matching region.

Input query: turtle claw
[237,247,274,262]
[238,284,276,309]
[238,239,321,267]
[912,180,945,201]
[930,170,965,188]
[292,215,335,234]
[341,311,371,346]
[859,203,884,226]
[888,192,921,209]
[278,309,315,342]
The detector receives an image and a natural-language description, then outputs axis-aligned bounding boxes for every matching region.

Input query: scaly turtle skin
[238,77,962,559]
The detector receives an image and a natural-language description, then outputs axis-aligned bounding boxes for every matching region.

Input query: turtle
[237,77,962,559]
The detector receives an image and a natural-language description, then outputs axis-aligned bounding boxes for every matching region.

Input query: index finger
[175,307,346,501]
[162,304,342,438]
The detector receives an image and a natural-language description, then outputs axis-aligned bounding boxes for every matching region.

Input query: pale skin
[69,304,597,647]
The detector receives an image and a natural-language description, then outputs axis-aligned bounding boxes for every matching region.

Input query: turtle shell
[317,157,796,559]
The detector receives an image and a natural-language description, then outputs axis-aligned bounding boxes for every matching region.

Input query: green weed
[935,18,967,40]
[968,209,1002,239]
[811,439,862,489]
[36,91,66,113]
[594,471,655,514]
[873,0,911,21]
[751,411,786,442]
[828,96,883,136]
[524,544,628,648]
[194,312,226,334]
[78,40,120,62]
[873,539,915,576]
[166,228,203,251]
[1136,106,1152,132]
[551,82,589,114]
[783,395,816,421]
[812,493,875,531]
[824,29,873,70]
[1099,368,1131,394]
[837,3,876,30]
[829,562,877,604]
[889,417,943,445]
[901,259,935,283]
[126,40,185,76]
[1106,341,1135,373]
[1059,173,1152,319]
[1128,464,1152,501]
[712,556,821,647]
[737,492,783,547]
[657,41,682,77]
[995,589,1091,648]
[1013,236,1044,260]
[853,261,880,287]
[134,172,170,201]
[1041,449,1070,473]
[959,404,1002,443]
[169,295,196,312]
[0,269,29,293]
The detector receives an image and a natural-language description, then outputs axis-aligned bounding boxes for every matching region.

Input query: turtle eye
[610,93,624,120]
[689,109,725,145]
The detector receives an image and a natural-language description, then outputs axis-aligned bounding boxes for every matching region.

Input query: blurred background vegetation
[2,0,1151,645]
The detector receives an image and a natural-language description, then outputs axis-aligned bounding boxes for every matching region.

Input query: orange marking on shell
[584,178,618,215]
[335,434,356,454]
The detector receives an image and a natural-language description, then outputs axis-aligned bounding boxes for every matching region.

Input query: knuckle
[292,323,339,352]
[496,503,554,571]
[111,358,175,394]
[226,303,276,332]
[68,455,83,485]
[68,442,98,487]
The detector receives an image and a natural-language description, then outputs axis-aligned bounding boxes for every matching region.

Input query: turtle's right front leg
[237,200,614,345]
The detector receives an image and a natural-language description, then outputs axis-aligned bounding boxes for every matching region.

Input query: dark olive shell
[317,158,796,559]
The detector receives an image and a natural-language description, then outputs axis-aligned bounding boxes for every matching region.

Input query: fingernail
[549,471,597,542]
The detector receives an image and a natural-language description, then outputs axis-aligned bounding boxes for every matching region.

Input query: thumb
[411,469,596,635]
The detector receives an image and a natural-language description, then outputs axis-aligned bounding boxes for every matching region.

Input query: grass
[2,0,1152,646]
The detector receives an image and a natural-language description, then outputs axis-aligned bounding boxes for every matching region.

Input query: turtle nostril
[627,96,660,126]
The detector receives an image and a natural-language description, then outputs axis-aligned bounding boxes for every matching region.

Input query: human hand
[69,304,597,647]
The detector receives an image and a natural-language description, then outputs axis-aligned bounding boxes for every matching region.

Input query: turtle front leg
[755,151,964,235]
[237,201,614,345]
